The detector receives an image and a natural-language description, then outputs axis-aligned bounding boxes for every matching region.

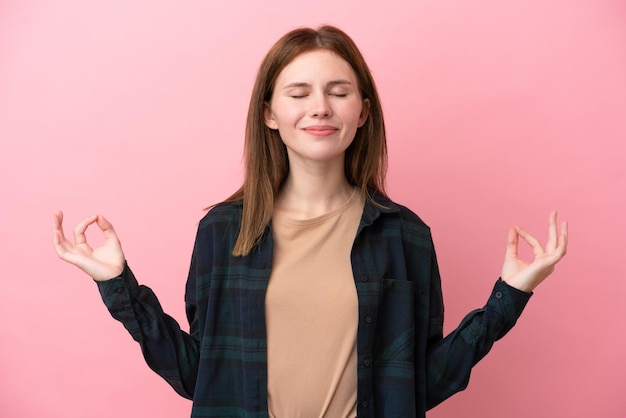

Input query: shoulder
[191,201,242,257]
[366,193,435,255]
[362,193,436,265]
[370,192,431,235]
[198,200,243,229]
[395,202,430,230]
[392,202,434,249]
[193,201,243,250]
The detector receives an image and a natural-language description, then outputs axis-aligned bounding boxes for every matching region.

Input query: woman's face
[264,49,369,169]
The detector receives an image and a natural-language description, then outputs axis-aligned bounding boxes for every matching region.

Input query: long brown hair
[225,25,388,256]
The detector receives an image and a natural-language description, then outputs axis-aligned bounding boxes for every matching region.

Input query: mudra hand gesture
[500,211,568,292]
[52,211,125,281]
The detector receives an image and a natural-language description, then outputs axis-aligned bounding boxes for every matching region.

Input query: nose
[309,93,332,118]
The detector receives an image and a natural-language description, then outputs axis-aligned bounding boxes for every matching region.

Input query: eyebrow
[282,79,353,89]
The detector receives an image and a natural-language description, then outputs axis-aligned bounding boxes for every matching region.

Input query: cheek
[342,102,365,126]
[276,106,306,127]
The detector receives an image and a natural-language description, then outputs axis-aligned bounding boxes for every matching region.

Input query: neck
[276,159,354,219]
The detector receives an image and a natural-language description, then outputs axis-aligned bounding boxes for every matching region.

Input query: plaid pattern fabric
[98,193,531,417]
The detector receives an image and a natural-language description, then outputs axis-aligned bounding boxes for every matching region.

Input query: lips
[302,126,339,137]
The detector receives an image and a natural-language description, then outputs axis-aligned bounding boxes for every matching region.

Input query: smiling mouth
[303,126,339,137]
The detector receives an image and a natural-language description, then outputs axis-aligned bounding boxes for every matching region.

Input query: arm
[424,212,568,408]
[52,211,200,398]
[96,263,200,398]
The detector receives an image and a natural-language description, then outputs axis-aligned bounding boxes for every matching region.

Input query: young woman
[52,26,568,418]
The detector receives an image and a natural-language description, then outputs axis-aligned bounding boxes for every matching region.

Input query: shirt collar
[359,190,400,231]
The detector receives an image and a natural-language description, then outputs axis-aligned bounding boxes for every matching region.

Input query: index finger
[73,214,99,245]
[515,226,546,257]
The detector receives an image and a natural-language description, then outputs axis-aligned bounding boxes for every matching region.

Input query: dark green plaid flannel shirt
[98,193,531,417]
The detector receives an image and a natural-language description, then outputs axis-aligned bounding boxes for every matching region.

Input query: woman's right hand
[52,211,126,281]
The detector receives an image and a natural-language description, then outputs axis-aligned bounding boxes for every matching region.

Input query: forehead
[275,49,357,85]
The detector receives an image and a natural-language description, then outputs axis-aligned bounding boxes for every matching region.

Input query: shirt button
[495,291,503,299]
[365,315,372,324]
[364,359,371,367]
[360,276,369,282]
[361,400,369,408]
[114,287,125,294]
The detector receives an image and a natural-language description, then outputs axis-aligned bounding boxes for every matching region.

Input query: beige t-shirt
[266,189,365,418]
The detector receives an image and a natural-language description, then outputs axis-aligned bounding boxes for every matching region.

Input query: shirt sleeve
[96,262,200,399]
[424,250,532,409]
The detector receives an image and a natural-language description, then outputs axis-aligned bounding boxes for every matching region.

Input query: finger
[52,211,75,258]
[73,215,98,245]
[546,211,558,253]
[52,211,64,245]
[95,215,119,242]
[515,226,545,257]
[556,221,568,257]
[54,229,80,260]
[547,218,568,261]
[504,227,519,259]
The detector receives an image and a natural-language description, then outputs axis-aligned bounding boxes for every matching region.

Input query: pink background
[1,0,625,417]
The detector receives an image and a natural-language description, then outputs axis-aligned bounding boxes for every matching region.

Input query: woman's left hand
[501,211,568,293]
